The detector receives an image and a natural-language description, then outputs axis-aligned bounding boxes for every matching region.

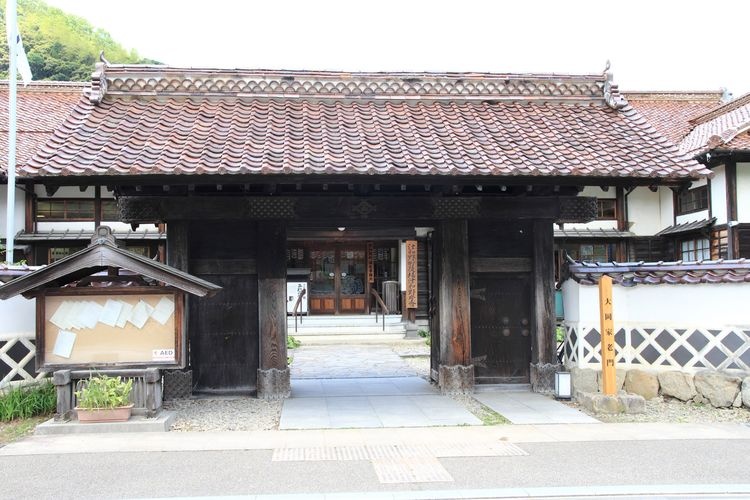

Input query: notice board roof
[0,226,221,299]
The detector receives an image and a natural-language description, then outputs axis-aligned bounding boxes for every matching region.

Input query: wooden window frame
[596,199,617,220]
[36,198,119,222]
[679,237,710,261]
[676,186,709,215]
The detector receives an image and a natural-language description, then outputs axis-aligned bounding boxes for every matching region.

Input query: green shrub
[0,382,56,422]
[287,335,301,349]
[75,375,133,410]
[418,329,431,346]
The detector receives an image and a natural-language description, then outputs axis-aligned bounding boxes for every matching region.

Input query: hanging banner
[599,274,616,395]
[367,242,374,284]
[405,240,418,309]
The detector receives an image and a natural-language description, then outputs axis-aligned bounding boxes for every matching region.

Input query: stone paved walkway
[290,344,420,379]
[474,391,599,424]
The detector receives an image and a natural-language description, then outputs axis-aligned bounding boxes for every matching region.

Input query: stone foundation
[569,366,750,409]
[577,391,645,414]
[530,362,561,393]
[438,364,474,394]
[257,367,291,400]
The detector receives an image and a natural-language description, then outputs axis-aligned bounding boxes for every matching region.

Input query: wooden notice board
[38,287,184,370]
[367,242,374,284]
[599,275,616,395]
[405,240,418,309]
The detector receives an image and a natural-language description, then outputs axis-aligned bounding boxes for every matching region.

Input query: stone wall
[569,366,750,409]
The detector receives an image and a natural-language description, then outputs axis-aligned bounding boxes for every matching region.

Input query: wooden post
[93,185,102,229]
[257,220,290,399]
[599,274,616,396]
[530,219,558,392]
[166,221,189,272]
[726,160,737,259]
[437,219,473,393]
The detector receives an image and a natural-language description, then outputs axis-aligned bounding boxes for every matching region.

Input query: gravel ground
[564,396,750,423]
[164,398,282,432]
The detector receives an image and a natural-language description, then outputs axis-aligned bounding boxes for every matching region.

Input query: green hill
[0,0,159,81]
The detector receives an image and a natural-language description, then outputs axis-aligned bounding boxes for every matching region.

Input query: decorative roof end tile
[89,61,108,104]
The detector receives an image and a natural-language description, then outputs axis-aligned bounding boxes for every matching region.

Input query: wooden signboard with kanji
[405,240,418,309]
[599,274,616,395]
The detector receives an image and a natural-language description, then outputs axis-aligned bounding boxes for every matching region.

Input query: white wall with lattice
[562,280,750,372]
[0,296,42,389]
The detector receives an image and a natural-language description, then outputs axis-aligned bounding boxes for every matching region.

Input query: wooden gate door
[190,274,259,393]
[308,243,367,314]
[470,272,532,383]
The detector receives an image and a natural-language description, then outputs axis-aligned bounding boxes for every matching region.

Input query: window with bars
[677,186,709,215]
[680,238,710,261]
[101,200,119,221]
[596,199,617,220]
[562,242,613,263]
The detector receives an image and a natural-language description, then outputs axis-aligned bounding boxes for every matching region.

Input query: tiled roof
[566,259,750,286]
[14,228,166,241]
[625,91,724,145]
[655,218,715,236]
[679,92,750,157]
[554,228,633,238]
[0,81,86,178]
[21,65,709,181]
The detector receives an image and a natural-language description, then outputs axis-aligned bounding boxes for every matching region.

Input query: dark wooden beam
[166,221,189,272]
[531,219,556,367]
[118,195,586,224]
[257,221,287,372]
[469,257,532,273]
[438,220,471,367]
[94,185,102,229]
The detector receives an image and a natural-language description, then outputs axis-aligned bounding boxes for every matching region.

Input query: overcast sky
[43,0,750,96]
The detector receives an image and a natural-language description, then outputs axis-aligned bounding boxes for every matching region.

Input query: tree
[0,0,159,81]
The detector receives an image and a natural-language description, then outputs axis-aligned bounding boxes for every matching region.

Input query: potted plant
[75,374,134,423]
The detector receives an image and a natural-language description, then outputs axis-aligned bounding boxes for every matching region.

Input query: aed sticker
[152,348,176,361]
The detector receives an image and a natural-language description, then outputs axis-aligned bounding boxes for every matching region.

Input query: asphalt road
[1,439,749,499]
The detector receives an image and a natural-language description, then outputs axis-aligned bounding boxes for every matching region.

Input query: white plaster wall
[676,209,710,225]
[737,162,750,223]
[33,185,97,197]
[0,185,25,238]
[579,186,616,199]
[710,165,727,225]
[0,296,35,335]
[561,220,618,231]
[658,187,674,229]
[627,187,664,236]
[563,280,750,329]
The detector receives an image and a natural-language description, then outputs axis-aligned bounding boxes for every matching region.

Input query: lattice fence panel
[563,323,750,372]
[0,333,46,390]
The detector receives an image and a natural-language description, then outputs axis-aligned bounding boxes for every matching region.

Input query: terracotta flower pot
[75,404,134,423]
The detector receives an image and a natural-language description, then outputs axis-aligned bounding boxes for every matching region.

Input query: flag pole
[5,0,17,265]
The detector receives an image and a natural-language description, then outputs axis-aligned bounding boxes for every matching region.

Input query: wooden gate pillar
[530,219,559,392]
[257,220,290,400]
[437,219,474,394]
[166,221,189,271]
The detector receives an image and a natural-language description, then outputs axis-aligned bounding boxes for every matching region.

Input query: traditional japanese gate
[122,194,588,397]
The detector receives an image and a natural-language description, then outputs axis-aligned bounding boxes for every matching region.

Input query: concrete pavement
[2,429,750,499]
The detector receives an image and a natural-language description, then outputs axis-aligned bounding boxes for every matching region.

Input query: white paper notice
[50,301,74,330]
[66,301,85,330]
[99,299,123,327]
[80,301,103,329]
[128,300,150,329]
[115,301,134,329]
[151,297,175,325]
[52,330,76,358]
